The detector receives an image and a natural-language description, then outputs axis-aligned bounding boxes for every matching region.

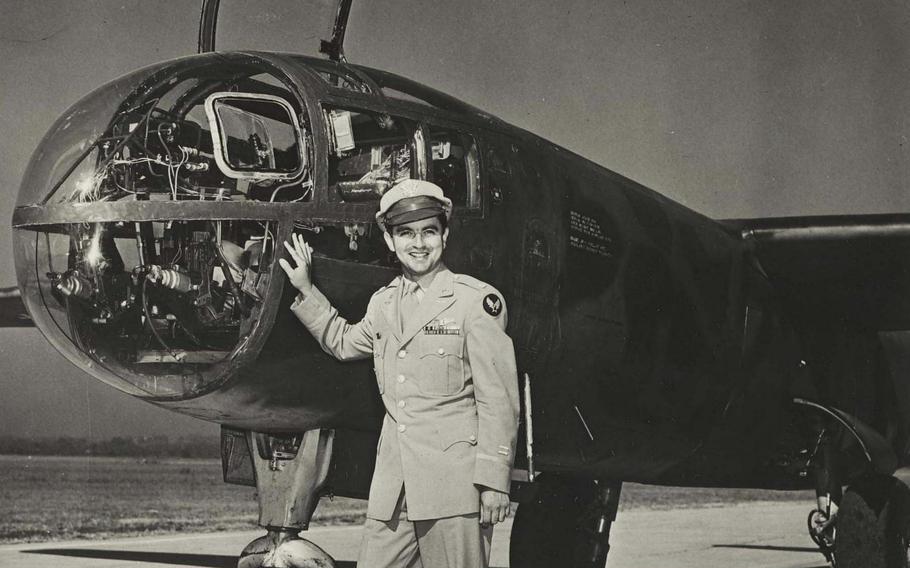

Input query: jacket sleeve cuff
[473,454,512,493]
[289,288,331,322]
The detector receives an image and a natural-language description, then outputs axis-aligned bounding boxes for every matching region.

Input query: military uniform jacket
[291,267,519,521]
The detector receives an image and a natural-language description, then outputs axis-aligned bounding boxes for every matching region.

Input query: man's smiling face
[384,216,448,280]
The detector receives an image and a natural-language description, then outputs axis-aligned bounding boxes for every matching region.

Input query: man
[279,179,519,568]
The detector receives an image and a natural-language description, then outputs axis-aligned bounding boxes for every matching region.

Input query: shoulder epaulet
[453,273,494,293]
[371,276,400,298]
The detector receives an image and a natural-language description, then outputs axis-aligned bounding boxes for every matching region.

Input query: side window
[325,107,416,201]
[428,126,480,209]
[205,92,305,179]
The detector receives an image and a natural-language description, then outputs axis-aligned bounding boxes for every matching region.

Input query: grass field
[0,455,815,544]
[0,455,362,544]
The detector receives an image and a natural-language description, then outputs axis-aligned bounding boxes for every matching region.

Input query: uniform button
[397,400,406,408]
[469,435,477,442]
[397,374,405,383]
[437,347,445,355]
[398,350,407,359]
[398,424,407,433]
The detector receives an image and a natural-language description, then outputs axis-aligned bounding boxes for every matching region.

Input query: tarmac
[0,501,829,568]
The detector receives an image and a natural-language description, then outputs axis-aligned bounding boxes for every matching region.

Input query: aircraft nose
[10,52,316,401]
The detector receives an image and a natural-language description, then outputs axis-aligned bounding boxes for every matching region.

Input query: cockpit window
[380,86,438,109]
[428,126,480,209]
[325,107,418,202]
[300,58,372,93]
[205,92,306,179]
[316,70,371,93]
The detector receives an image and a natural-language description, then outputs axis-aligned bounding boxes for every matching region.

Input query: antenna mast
[197,0,353,60]
[319,0,354,62]
[198,0,220,53]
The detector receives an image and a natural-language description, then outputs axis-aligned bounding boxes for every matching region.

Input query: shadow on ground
[712,543,819,553]
[713,543,829,568]
[25,549,357,568]
[24,548,509,568]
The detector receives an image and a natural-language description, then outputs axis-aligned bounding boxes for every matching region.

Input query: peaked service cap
[375,179,453,229]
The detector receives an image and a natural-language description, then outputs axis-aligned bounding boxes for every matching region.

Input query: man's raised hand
[279,233,314,294]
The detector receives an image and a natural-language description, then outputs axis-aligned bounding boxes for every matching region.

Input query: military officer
[279,179,519,568]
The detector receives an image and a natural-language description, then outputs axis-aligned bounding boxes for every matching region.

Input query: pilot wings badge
[483,294,503,317]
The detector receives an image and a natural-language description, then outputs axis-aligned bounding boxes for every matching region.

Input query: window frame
[322,105,423,204]
[424,123,483,214]
[204,92,307,181]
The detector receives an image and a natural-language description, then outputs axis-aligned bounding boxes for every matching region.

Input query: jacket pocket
[441,426,479,452]
[417,336,465,395]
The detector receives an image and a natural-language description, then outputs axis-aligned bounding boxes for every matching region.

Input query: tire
[509,475,598,568]
[835,474,910,568]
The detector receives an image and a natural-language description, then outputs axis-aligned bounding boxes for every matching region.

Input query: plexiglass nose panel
[16,219,278,399]
[12,53,314,400]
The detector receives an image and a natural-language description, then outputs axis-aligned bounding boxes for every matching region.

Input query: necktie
[400,280,423,332]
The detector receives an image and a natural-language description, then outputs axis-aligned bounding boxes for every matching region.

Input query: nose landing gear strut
[238,429,336,568]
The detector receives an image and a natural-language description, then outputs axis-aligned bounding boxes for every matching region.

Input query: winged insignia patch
[483,294,503,317]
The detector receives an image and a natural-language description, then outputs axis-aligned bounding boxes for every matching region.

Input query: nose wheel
[807,474,910,568]
[238,529,334,568]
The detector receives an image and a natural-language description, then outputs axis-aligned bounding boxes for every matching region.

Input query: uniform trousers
[357,489,494,568]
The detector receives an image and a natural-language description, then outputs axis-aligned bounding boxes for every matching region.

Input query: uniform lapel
[401,268,456,345]
[380,276,403,341]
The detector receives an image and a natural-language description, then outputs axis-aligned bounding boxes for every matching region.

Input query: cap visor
[386,207,445,227]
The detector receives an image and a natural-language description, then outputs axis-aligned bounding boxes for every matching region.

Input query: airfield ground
[0,503,830,567]
[0,455,829,567]
[1,455,816,544]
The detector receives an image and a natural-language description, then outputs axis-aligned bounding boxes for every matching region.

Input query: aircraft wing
[721,213,910,331]
[0,287,32,327]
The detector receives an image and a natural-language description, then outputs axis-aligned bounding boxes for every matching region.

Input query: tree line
[0,435,220,458]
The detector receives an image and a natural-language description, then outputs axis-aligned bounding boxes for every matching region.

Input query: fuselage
[12,51,808,489]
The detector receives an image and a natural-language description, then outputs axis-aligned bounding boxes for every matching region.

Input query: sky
[1,0,909,439]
